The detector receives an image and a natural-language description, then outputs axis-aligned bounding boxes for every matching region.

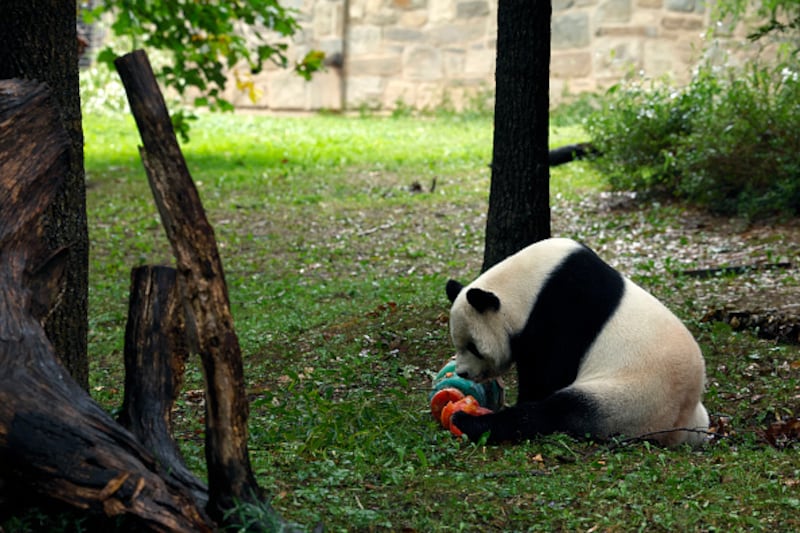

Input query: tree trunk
[482,0,552,272]
[0,0,89,389]
[0,79,210,532]
[114,49,265,522]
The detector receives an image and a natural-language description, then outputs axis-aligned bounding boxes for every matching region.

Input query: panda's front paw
[451,411,493,442]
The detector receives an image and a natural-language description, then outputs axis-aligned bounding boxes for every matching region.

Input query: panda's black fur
[446,238,708,446]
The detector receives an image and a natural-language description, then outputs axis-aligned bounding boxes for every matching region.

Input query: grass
[14,109,799,531]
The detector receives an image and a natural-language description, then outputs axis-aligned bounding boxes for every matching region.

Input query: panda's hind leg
[450,387,604,444]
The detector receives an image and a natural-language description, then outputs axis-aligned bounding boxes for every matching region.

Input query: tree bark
[0,0,89,389]
[0,79,209,532]
[482,0,552,271]
[120,265,208,508]
[114,49,265,521]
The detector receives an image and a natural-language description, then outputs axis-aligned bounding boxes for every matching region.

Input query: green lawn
[66,111,800,531]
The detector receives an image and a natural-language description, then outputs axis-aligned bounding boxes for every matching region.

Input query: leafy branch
[84,0,324,139]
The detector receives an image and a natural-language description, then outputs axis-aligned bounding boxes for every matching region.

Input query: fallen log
[682,262,793,279]
[0,79,209,531]
[702,307,800,345]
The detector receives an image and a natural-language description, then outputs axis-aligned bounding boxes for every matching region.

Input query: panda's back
[577,276,704,383]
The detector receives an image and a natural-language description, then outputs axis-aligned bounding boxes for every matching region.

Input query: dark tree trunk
[0,79,210,532]
[113,50,267,522]
[482,0,552,272]
[0,0,89,389]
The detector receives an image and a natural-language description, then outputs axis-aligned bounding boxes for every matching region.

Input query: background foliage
[84,0,323,138]
[586,0,800,220]
[586,56,800,219]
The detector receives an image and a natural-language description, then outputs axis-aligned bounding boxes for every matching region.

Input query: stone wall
[228,0,719,112]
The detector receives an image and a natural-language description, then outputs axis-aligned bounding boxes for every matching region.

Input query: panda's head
[446,279,514,382]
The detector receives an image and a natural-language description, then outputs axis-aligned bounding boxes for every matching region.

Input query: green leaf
[90,0,320,121]
[295,50,326,81]
[96,47,118,68]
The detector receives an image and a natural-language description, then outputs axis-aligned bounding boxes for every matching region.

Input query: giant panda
[445,237,709,447]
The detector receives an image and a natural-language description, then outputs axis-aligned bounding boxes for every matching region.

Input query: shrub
[586,55,800,219]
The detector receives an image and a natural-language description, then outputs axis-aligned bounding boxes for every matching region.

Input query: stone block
[552,12,591,49]
[392,0,427,8]
[666,0,695,12]
[364,0,400,25]
[661,16,704,31]
[637,0,663,7]
[595,25,649,37]
[553,0,575,11]
[288,26,310,47]
[346,75,384,107]
[464,48,495,75]
[642,39,686,78]
[443,48,467,77]
[403,45,443,80]
[457,1,490,19]
[281,0,305,10]
[550,77,598,103]
[597,0,632,23]
[349,0,366,20]
[555,0,600,9]
[429,0,456,23]
[267,70,309,109]
[348,25,382,56]
[384,26,424,42]
[308,70,343,110]
[551,51,593,78]
[643,39,699,83]
[313,1,343,37]
[593,39,642,78]
[348,56,403,76]
[317,37,344,58]
[630,7,662,29]
[429,21,488,45]
[400,9,429,27]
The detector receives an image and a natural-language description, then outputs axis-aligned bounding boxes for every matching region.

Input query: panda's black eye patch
[466,342,484,360]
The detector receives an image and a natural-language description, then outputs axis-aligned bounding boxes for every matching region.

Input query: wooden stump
[120,265,208,508]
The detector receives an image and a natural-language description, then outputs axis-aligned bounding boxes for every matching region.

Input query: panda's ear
[466,288,500,313]
[446,279,463,303]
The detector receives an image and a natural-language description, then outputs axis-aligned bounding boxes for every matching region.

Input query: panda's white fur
[446,237,709,447]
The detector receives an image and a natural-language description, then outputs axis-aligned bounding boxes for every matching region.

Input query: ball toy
[430,358,504,436]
